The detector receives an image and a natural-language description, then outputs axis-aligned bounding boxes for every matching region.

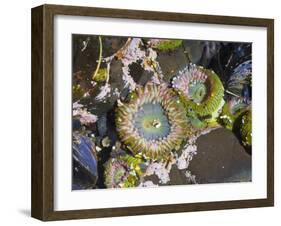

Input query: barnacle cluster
[115,83,190,160]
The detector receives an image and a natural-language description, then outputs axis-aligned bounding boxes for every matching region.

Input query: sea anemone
[172,64,225,120]
[104,157,139,188]
[219,97,249,130]
[115,83,190,160]
[239,110,252,148]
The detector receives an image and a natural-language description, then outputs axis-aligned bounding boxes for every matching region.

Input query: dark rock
[79,59,128,117]
[142,174,159,185]
[129,62,153,86]
[103,37,128,56]
[188,128,251,184]
[199,41,221,67]
[168,165,194,185]
[183,40,204,64]
[157,47,189,82]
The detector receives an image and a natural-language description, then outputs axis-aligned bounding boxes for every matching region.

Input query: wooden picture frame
[31,4,274,221]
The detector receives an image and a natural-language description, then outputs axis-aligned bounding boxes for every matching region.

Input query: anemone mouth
[134,103,171,140]
[115,83,190,160]
[172,64,224,118]
[189,82,208,104]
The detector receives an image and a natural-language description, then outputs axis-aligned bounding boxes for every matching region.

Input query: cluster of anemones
[115,83,190,160]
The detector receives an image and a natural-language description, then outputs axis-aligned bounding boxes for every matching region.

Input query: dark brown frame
[31,4,274,221]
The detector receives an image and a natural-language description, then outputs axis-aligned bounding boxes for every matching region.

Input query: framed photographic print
[31,4,274,221]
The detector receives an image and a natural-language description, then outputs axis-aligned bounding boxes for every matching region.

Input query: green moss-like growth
[93,68,108,82]
[154,40,183,52]
[73,84,84,101]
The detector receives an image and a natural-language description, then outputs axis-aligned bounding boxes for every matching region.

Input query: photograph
[71,35,252,190]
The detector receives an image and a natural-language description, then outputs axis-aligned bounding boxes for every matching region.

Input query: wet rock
[103,37,128,56]
[199,41,221,67]
[129,62,153,85]
[188,128,251,184]
[168,165,194,185]
[157,47,189,82]
[142,174,159,185]
[78,59,128,117]
[72,35,100,75]
[183,40,204,64]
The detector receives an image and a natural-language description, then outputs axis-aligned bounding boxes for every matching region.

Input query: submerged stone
[188,128,251,183]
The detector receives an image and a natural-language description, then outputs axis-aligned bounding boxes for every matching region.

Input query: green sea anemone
[240,110,252,148]
[115,83,190,160]
[104,157,139,188]
[172,64,225,122]
[219,97,249,130]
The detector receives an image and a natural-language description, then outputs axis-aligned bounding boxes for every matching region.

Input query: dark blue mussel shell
[72,134,98,190]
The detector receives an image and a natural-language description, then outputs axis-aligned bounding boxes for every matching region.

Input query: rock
[168,165,194,185]
[188,128,251,183]
[183,40,204,64]
[129,62,153,86]
[157,47,189,82]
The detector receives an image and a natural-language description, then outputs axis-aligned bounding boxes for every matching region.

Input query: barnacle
[115,83,190,160]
